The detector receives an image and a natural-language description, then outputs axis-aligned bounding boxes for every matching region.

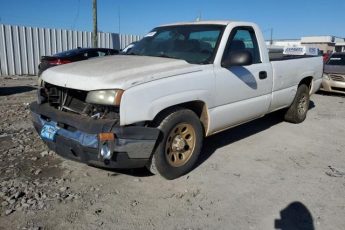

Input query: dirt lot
[0,76,344,230]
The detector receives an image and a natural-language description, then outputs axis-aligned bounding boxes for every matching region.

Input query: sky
[0,0,344,40]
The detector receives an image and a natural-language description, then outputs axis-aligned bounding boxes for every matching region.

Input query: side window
[86,50,99,58]
[154,31,171,40]
[222,27,261,64]
[97,51,106,56]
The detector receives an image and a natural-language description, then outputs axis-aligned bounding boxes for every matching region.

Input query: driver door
[210,27,272,133]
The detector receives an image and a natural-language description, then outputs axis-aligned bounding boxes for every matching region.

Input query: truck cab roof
[160,20,251,27]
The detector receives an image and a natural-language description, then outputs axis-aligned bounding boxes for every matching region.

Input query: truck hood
[41,55,202,90]
[324,65,345,75]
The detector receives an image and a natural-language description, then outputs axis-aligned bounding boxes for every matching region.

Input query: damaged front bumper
[30,102,160,169]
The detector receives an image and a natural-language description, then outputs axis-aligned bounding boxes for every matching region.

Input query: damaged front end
[37,83,121,120]
[30,83,159,169]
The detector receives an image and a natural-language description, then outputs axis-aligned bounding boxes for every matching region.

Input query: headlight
[86,89,124,106]
[323,74,330,80]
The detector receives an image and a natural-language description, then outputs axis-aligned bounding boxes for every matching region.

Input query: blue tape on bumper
[32,112,98,148]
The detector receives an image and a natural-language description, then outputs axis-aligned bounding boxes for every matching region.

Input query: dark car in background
[38,47,119,76]
[321,52,345,94]
[121,41,138,54]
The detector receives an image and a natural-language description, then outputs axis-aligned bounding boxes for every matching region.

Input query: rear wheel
[284,84,310,123]
[147,108,203,180]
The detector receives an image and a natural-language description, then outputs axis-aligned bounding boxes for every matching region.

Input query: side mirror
[221,50,253,68]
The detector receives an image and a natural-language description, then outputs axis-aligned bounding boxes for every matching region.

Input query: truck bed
[269,52,320,61]
[268,55,323,112]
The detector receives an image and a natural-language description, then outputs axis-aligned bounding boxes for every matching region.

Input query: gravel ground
[0,76,344,230]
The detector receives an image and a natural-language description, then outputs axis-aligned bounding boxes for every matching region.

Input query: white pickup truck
[30,21,323,179]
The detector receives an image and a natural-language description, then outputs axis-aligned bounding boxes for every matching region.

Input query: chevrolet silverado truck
[30,21,323,179]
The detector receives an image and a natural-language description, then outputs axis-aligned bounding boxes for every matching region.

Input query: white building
[265,39,301,47]
[301,36,345,53]
[266,36,345,53]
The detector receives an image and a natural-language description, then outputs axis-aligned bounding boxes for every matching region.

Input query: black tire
[147,108,203,180]
[284,84,310,123]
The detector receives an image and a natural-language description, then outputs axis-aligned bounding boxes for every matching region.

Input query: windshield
[129,25,225,64]
[327,54,345,65]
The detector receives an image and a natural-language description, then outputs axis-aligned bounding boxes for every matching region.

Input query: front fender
[148,89,210,119]
[119,69,215,126]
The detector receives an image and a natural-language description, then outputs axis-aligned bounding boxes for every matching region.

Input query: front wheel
[284,84,310,123]
[147,108,203,180]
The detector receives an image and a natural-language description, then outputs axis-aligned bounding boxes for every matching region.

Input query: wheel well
[299,76,313,89]
[299,76,313,94]
[152,101,209,136]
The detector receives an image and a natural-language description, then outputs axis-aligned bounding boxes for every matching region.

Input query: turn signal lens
[114,90,124,105]
[99,133,115,141]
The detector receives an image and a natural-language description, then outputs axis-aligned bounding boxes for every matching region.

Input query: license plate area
[40,123,59,142]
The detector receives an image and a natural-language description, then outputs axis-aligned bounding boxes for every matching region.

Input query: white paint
[41,55,200,91]
[41,21,323,136]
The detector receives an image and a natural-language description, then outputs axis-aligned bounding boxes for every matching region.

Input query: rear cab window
[189,30,221,55]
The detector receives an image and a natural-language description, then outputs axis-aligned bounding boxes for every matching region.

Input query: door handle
[259,71,267,80]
